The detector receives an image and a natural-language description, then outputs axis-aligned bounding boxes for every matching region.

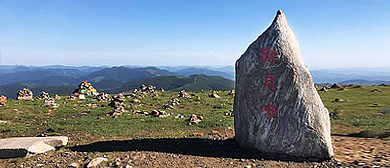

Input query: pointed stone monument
[234,10,333,160]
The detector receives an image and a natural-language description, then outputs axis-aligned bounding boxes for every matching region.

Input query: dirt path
[1,129,390,167]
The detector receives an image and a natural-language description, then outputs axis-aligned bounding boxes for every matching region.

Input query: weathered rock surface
[234,10,333,160]
[0,136,68,159]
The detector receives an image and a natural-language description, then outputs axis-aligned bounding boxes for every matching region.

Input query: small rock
[210,130,220,135]
[130,99,141,103]
[78,95,86,100]
[333,98,345,102]
[192,132,204,137]
[87,157,108,168]
[175,114,185,119]
[68,162,79,168]
[0,120,9,124]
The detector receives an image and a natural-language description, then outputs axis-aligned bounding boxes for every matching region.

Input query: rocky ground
[1,128,390,168]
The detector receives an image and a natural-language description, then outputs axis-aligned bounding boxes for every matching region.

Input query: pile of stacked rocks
[125,92,137,98]
[0,95,7,107]
[36,91,50,100]
[132,109,149,115]
[162,104,174,110]
[178,90,190,98]
[107,96,125,118]
[162,98,180,110]
[209,91,220,98]
[330,83,343,89]
[137,84,157,93]
[66,95,77,100]
[73,81,98,96]
[130,99,141,104]
[150,109,169,118]
[96,92,110,101]
[131,84,158,98]
[54,94,61,99]
[188,114,203,125]
[43,98,58,108]
[319,86,328,92]
[171,98,180,106]
[17,88,33,100]
[225,109,234,116]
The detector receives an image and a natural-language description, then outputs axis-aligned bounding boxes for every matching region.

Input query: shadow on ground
[69,138,328,162]
[332,131,390,139]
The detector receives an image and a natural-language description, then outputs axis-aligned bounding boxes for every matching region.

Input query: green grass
[319,85,390,137]
[1,86,390,140]
[0,91,234,139]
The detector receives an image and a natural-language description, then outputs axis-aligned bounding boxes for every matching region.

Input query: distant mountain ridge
[105,74,234,93]
[3,65,390,98]
[0,65,235,98]
[170,67,234,80]
[85,66,176,89]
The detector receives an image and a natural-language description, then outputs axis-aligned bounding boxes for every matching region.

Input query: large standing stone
[234,10,333,160]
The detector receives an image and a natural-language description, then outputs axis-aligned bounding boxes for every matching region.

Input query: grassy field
[319,85,390,138]
[0,91,234,140]
[1,85,390,140]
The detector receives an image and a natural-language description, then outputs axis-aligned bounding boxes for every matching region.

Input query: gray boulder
[233,10,333,160]
[0,136,68,159]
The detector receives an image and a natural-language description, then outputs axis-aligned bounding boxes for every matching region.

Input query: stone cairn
[43,98,58,108]
[107,95,125,118]
[150,109,168,118]
[330,83,343,89]
[0,95,7,107]
[96,92,110,101]
[228,90,235,95]
[54,94,61,99]
[178,90,190,98]
[319,86,328,92]
[234,10,333,160]
[130,84,158,98]
[209,91,220,98]
[17,88,33,100]
[66,95,77,101]
[188,114,203,125]
[73,81,98,96]
[162,98,180,110]
[36,91,50,100]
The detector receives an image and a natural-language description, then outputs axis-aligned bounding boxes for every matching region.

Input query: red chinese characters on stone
[259,47,278,119]
[264,75,276,91]
[259,47,276,62]
[260,103,278,119]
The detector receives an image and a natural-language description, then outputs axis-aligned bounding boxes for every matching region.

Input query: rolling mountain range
[2,65,390,98]
[0,65,235,98]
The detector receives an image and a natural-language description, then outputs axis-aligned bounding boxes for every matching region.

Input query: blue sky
[1,0,389,69]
